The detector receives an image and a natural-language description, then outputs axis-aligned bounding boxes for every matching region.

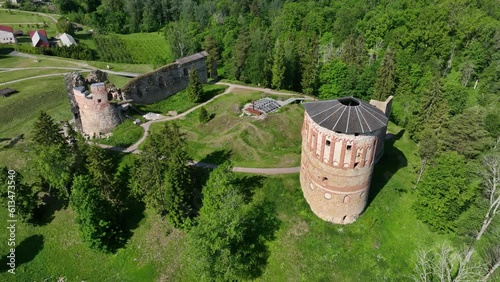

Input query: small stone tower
[73,82,123,137]
[300,96,392,224]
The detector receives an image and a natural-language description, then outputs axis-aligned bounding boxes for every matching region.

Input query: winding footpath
[1,51,310,174]
[97,82,313,174]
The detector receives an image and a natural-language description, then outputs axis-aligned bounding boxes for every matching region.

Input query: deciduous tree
[415,152,476,232]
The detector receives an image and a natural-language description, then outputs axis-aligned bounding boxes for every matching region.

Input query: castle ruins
[64,70,124,138]
[121,51,210,104]
[300,96,393,224]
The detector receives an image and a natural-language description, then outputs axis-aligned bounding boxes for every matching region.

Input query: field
[0,10,53,24]
[149,91,304,168]
[98,119,144,148]
[93,33,172,65]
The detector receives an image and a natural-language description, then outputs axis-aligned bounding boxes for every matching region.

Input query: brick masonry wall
[299,112,383,224]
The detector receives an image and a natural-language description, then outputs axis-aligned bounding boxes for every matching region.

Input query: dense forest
[4,0,500,279]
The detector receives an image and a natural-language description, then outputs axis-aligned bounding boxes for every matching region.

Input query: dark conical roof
[303,97,388,134]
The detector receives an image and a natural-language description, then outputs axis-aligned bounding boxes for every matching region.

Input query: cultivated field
[93,33,172,65]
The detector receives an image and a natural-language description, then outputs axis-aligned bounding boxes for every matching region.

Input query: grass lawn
[107,74,132,88]
[136,84,228,115]
[0,69,71,84]
[0,76,70,170]
[148,91,303,168]
[99,119,144,148]
[0,10,51,24]
[0,124,456,281]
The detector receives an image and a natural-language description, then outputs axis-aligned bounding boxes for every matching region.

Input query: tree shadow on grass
[117,197,146,250]
[113,162,146,252]
[200,86,227,103]
[233,175,265,202]
[31,192,67,226]
[199,149,232,166]
[366,129,408,209]
[0,234,44,273]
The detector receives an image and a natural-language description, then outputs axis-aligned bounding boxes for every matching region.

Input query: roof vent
[338,97,359,106]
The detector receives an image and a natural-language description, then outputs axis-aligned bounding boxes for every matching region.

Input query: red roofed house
[0,25,17,44]
[29,30,49,47]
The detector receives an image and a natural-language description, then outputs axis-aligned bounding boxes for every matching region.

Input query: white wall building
[0,26,17,44]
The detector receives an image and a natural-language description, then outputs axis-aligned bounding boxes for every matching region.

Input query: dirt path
[94,83,313,174]
[0,59,307,174]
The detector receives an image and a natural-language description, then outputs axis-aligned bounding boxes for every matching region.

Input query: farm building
[0,25,17,44]
[29,30,49,47]
[56,33,77,47]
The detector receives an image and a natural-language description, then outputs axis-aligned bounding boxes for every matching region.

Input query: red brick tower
[300,96,391,224]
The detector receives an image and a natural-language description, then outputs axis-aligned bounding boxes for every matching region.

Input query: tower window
[346,145,352,150]
[97,99,102,103]
[322,177,328,181]
[326,140,331,146]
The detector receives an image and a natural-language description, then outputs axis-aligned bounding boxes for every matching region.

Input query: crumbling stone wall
[64,70,123,137]
[122,51,209,104]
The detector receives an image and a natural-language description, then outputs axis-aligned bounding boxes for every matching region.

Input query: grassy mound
[148,91,304,168]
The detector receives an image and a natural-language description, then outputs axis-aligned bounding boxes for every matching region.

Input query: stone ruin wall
[64,70,123,137]
[300,111,383,224]
[121,57,208,104]
[73,83,123,137]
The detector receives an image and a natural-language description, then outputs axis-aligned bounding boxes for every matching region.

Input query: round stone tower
[73,82,122,137]
[300,97,390,224]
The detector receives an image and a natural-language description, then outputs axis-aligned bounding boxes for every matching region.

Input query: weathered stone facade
[300,96,392,224]
[122,51,209,104]
[64,70,124,137]
[72,83,123,137]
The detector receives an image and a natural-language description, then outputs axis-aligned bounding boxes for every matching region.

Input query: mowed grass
[148,91,303,168]
[0,10,51,24]
[136,84,228,115]
[99,119,144,148]
[0,76,71,170]
[0,47,154,74]
[0,69,74,84]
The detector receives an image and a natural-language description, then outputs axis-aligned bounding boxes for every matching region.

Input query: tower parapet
[73,82,123,137]
[300,97,390,224]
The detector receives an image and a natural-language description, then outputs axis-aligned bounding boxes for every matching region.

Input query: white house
[56,33,77,47]
[0,26,17,44]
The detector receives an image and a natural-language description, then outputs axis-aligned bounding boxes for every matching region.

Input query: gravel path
[93,82,314,174]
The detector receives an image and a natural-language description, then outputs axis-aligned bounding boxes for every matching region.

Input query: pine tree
[231,29,251,81]
[130,123,192,228]
[300,36,319,95]
[0,167,39,222]
[188,162,279,280]
[271,38,286,90]
[203,34,220,79]
[32,111,66,147]
[373,48,396,101]
[187,67,203,103]
[71,175,122,252]
[444,107,493,159]
[199,106,210,124]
